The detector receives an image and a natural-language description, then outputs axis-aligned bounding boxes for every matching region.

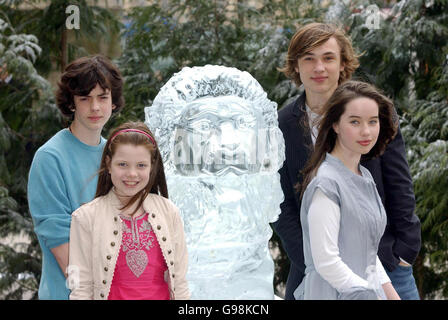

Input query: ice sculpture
[144,65,285,299]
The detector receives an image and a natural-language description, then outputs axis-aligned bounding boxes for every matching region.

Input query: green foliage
[0,13,61,298]
[343,0,448,299]
[406,63,448,298]
[118,1,263,114]
[3,0,122,74]
[0,0,123,299]
[117,0,323,123]
[0,186,41,299]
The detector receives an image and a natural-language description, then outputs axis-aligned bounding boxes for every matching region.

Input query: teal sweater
[28,129,106,299]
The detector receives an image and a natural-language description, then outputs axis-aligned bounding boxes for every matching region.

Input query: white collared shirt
[305,103,320,145]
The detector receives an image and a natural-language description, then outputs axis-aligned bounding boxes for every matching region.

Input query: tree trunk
[60,28,67,73]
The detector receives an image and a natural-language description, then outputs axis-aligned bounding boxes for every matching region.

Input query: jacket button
[157,225,161,230]
[168,250,172,254]
[172,274,175,278]
[104,267,108,272]
[162,237,166,241]
[111,242,115,247]
[100,293,104,298]
[107,255,111,260]
[103,280,107,284]
[114,217,118,222]
[152,213,156,218]
[170,261,174,266]
[113,230,118,235]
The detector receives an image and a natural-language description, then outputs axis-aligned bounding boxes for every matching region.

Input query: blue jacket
[272,93,421,300]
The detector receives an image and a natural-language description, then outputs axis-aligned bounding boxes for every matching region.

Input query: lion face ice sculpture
[145,65,285,299]
[174,96,264,176]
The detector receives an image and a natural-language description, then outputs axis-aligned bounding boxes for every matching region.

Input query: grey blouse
[294,153,387,300]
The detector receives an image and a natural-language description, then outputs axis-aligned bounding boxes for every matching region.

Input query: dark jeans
[386,265,420,300]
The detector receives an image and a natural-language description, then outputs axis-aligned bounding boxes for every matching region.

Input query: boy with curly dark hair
[28,55,124,299]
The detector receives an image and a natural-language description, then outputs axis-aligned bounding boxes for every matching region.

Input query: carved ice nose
[218,122,238,147]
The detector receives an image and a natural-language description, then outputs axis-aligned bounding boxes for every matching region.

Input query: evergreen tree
[342,0,448,298]
[0,12,60,299]
[0,0,122,299]
[3,0,121,74]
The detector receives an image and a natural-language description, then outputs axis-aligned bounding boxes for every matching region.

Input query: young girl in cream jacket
[68,121,190,300]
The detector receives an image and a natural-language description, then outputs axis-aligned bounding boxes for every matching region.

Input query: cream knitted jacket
[68,190,190,300]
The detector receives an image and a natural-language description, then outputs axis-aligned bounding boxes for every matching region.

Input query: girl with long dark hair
[294,81,401,300]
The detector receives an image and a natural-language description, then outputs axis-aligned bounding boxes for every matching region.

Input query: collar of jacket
[97,190,179,300]
[106,189,167,217]
[291,91,307,118]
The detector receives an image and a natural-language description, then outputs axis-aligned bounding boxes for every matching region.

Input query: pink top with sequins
[108,212,170,300]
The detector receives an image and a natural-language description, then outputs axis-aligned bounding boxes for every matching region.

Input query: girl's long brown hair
[298,80,398,200]
[95,121,168,215]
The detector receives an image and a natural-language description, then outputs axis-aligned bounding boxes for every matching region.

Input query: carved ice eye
[201,122,210,130]
[235,115,256,129]
[189,119,213,132]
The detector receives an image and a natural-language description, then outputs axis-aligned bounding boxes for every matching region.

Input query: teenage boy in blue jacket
[273,23,421,300]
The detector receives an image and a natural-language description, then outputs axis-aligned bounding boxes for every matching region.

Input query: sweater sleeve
[28,150,71,249]
[308,188,369,291]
